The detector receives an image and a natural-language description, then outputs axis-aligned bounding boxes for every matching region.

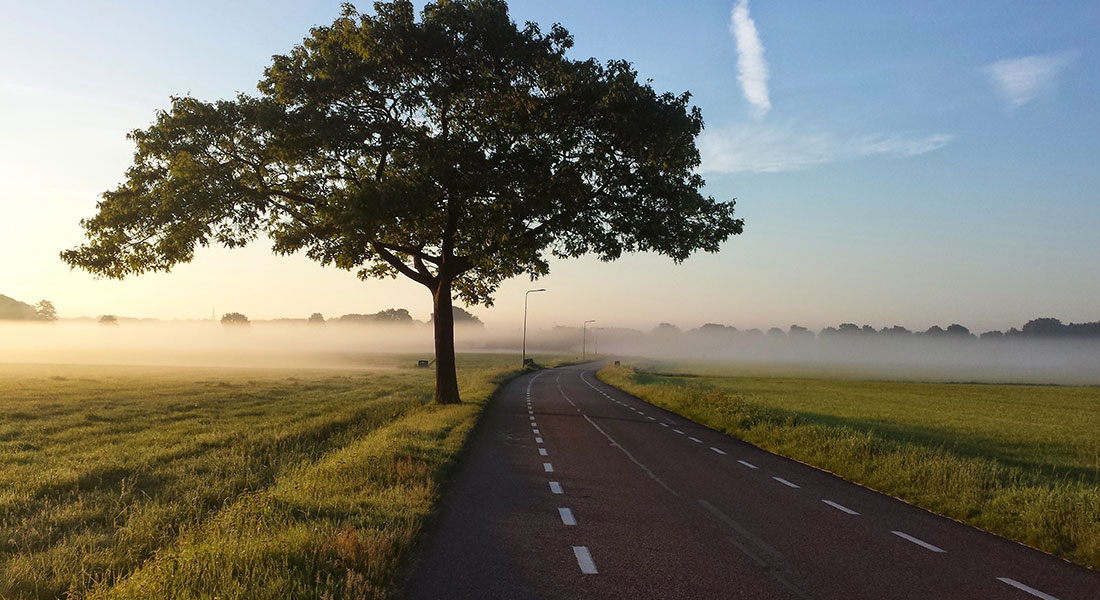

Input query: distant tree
[837,323,861,335]
[35,300,58,322]
[1066,321,1100,337]
[308,312,325,324]
[98,314,118,325]
[788,324,814,340]
[742,328,763,337]
[451,306,484,327]
[860,324,877,336]
[924,325,946,337]
[59,1,743,404]
[1021,318,1067,337]
[880,325,912,336]
[340,308,415,324]
[980,330,1004,340]
[698,323,729,333]
[652,323,682,338]
[946,324,972,337]
[221,312,250,326]
[766,327,786,338]
[0,294,40,320]
[820,326,839,337]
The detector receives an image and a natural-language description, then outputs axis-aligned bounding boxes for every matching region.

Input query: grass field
[0,354,538,599]
[598,361,1100,569]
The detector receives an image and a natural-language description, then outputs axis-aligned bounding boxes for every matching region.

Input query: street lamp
[582,320,596,359]
[522,288,546,367]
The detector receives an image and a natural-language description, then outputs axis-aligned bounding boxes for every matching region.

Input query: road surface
[406,363,1099,599]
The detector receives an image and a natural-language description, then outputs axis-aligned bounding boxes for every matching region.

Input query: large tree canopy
[62,0,743,403]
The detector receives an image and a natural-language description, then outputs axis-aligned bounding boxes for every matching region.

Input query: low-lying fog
[1,321,1098,385]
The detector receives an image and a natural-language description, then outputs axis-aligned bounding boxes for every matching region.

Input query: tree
[221,312,250,325]
[788,324,813,340]
[0,294,39,320]
[36,300,58,322]
[59,1,743,404]
[429,306,483,327]
[98,314,118,325]
[308,312,325,324]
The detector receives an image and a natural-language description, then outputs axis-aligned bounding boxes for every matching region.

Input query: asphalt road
[406,363,1100,599]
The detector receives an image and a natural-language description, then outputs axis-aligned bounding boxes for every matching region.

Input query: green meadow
[0,355,539,599]
[598,362,1100,569]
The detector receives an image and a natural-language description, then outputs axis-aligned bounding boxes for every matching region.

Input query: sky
[1,0,1098,333]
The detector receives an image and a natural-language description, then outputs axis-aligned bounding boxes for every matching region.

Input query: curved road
[407,364,1099,599]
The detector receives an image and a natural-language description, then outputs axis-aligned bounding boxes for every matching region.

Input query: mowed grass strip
[0,355,521,599]
[598,364,1100,569]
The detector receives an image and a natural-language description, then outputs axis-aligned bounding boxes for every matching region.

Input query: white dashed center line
[648,416,657,421]
[535,437,544,443]
[539,448,548,456]
[529,416,535,421]
[549,481,563,494]
[737,460,759,469]
[996,577,1060,600]
[689,436,703,444]
[530,422,537,428]
[573,546,598,574]
[660,422,669,428]
[710,447,727,455]
[558,507,576,525]
[673,429,685,435]
[773,477,800,489]
[543,462,554,473]
[891,531,946,553]
[822,500,859,515]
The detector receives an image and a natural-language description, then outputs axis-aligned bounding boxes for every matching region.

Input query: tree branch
[372,243,436,287]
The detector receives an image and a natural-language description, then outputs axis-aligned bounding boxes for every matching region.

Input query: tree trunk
[432,279,462,404]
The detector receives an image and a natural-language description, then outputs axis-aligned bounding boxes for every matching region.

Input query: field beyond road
[0,355,530,599]
[598,362,1100,570]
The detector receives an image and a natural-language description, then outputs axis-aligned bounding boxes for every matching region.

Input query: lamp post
[582,320,596,359]
[522,288,546,367]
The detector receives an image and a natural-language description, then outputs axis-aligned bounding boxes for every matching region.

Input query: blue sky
[1,0,1098,331]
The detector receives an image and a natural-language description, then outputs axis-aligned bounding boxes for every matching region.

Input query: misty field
[599,363,1100,569]
[0,355,527,599]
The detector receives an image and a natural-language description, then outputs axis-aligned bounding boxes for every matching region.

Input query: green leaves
[63,0,742,303]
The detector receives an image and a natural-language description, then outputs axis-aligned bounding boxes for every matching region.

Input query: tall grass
[598,364,1100,569]
[0,355,525,599]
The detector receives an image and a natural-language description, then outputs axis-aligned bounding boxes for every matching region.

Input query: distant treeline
[663,317,1100,341]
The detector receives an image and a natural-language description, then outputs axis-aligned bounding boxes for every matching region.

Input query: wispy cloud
[986,53,1075,108]
[730,0,770,118]
[699,122,953,174]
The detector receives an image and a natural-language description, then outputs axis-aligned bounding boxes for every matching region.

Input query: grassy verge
[0,354,531,599]
[598,363,1100,569]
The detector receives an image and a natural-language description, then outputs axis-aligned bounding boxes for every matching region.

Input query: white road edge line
[573,546,598,574]
[539,448,548,456]
[996,577,1060,600]
[543,462,554,473]
[773,477,800,489]
[559,507,576,525]
[822,500,860,515]
[891,531,946,553]
[549,481,563,494]
[737,460,758,469]
[710,447,727,455]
